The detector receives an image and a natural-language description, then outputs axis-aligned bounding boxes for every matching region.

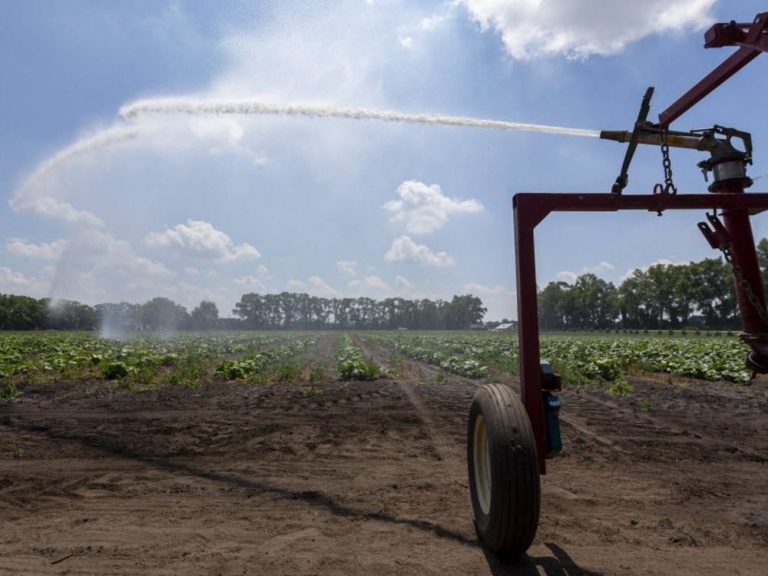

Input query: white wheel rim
[473,414,492,515]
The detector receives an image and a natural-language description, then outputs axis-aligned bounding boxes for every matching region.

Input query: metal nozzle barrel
[600,130,632,143]
[600,129,714,151]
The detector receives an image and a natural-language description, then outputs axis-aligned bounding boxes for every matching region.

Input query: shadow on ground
[484,543,603,576]
[1,416,473,545]
[2,415,598,575]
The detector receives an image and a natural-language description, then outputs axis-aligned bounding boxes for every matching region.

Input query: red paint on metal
[515,10,768,475]
[514,192,768,474]
[513,200,546,474]
[717,180,768,357]
[659,12,768,127]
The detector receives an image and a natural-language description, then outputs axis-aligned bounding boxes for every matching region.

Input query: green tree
[141,297,189,331]
[538,281,568,330]
[757,238,768,289]
[190,301,219,330]
[570,274,617,329]
[446,294,486,329]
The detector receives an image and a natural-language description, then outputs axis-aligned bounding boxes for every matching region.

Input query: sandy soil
[1,337,767,575]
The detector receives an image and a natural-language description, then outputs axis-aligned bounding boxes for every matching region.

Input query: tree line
[232,293,486,330]
[0,292,487,331]
[539,239,768,330]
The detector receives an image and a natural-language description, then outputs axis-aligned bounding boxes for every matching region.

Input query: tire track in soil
[361,337,768,547]
[353,335,768,471]
[559,383,768,464]
[355,337,471,487]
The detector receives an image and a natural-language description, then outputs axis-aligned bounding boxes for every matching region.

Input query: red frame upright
[515,192,768,473]
[514,11,768,474]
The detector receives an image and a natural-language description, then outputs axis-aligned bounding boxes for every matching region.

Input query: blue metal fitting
[544,391,562,457]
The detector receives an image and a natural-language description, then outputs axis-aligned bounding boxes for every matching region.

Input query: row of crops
[369,332,753,385]
[0,332,318,397]
[0,330,754,399]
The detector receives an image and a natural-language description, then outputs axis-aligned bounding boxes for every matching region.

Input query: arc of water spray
[13,98,599,222]
[11,126,140,225]
[119,99,600,138]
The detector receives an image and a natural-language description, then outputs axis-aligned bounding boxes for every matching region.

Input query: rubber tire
[467,383,540,558]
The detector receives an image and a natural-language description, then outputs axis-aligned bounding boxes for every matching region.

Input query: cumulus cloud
[385,235,455,267]
[337,260,358,277]
[287,276,338,297]
[42,228,173,304]
[459,0,716,59]
[384,180,482,235]
[145,220,260,262]
[188,116,267,165]
[349,274,391,292]
[10,195,104,227]
[0,267,48,295]
[234,275,268,292]
[556,261,615,283]
[308,275,339,296]
[9,125,139,226]
[234,264,271,292]
[7,238,67,260]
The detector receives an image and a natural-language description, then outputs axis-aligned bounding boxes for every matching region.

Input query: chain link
[659,126,678,195]
[720,244,768,328]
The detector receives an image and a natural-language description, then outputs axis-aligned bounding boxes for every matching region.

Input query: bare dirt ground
[1,337,767,575]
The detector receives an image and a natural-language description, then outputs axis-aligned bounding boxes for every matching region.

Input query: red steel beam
[514,192,768,474]
[659,11,768,127]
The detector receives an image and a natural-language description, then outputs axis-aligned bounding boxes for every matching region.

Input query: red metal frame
[515,193,768,474]
[515,10,768,475]
[659,11,768,126]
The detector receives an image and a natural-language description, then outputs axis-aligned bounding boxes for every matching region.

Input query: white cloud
[385,235,456,267]
[145,220,260,262]
[308,276,339,297]
[399,35,415,49]
[40,228,173,304]
[9,125,138,226]
[555,261,615,283]
[421,13,450,31]
[384,180,482,235]
[254,264,272,280]
[10,195,104,227]
[459,0,716,59]
[234,275,268,292]
[188,116,267,166]
[287,276,338,297]
[349,274,391,292]
[337,260,358,277]
[0,267,47,295]
[555,270,578,284]
[7,238,67,260]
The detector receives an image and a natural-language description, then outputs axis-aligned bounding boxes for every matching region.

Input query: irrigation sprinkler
[467,11,768,559]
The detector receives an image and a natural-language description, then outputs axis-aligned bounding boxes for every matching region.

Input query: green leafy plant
[102,361,129,380]
[337,339,385,381]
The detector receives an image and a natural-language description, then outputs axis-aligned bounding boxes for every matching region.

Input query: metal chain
[720,244,768,328]
[659,126,678,195]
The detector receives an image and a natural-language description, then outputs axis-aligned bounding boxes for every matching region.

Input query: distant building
[492,322,517,331]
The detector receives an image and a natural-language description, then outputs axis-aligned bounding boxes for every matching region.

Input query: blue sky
[2,0,768,320]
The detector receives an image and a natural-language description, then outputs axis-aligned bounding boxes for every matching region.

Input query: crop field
[0,330,755,395]
[1,330,767,575]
